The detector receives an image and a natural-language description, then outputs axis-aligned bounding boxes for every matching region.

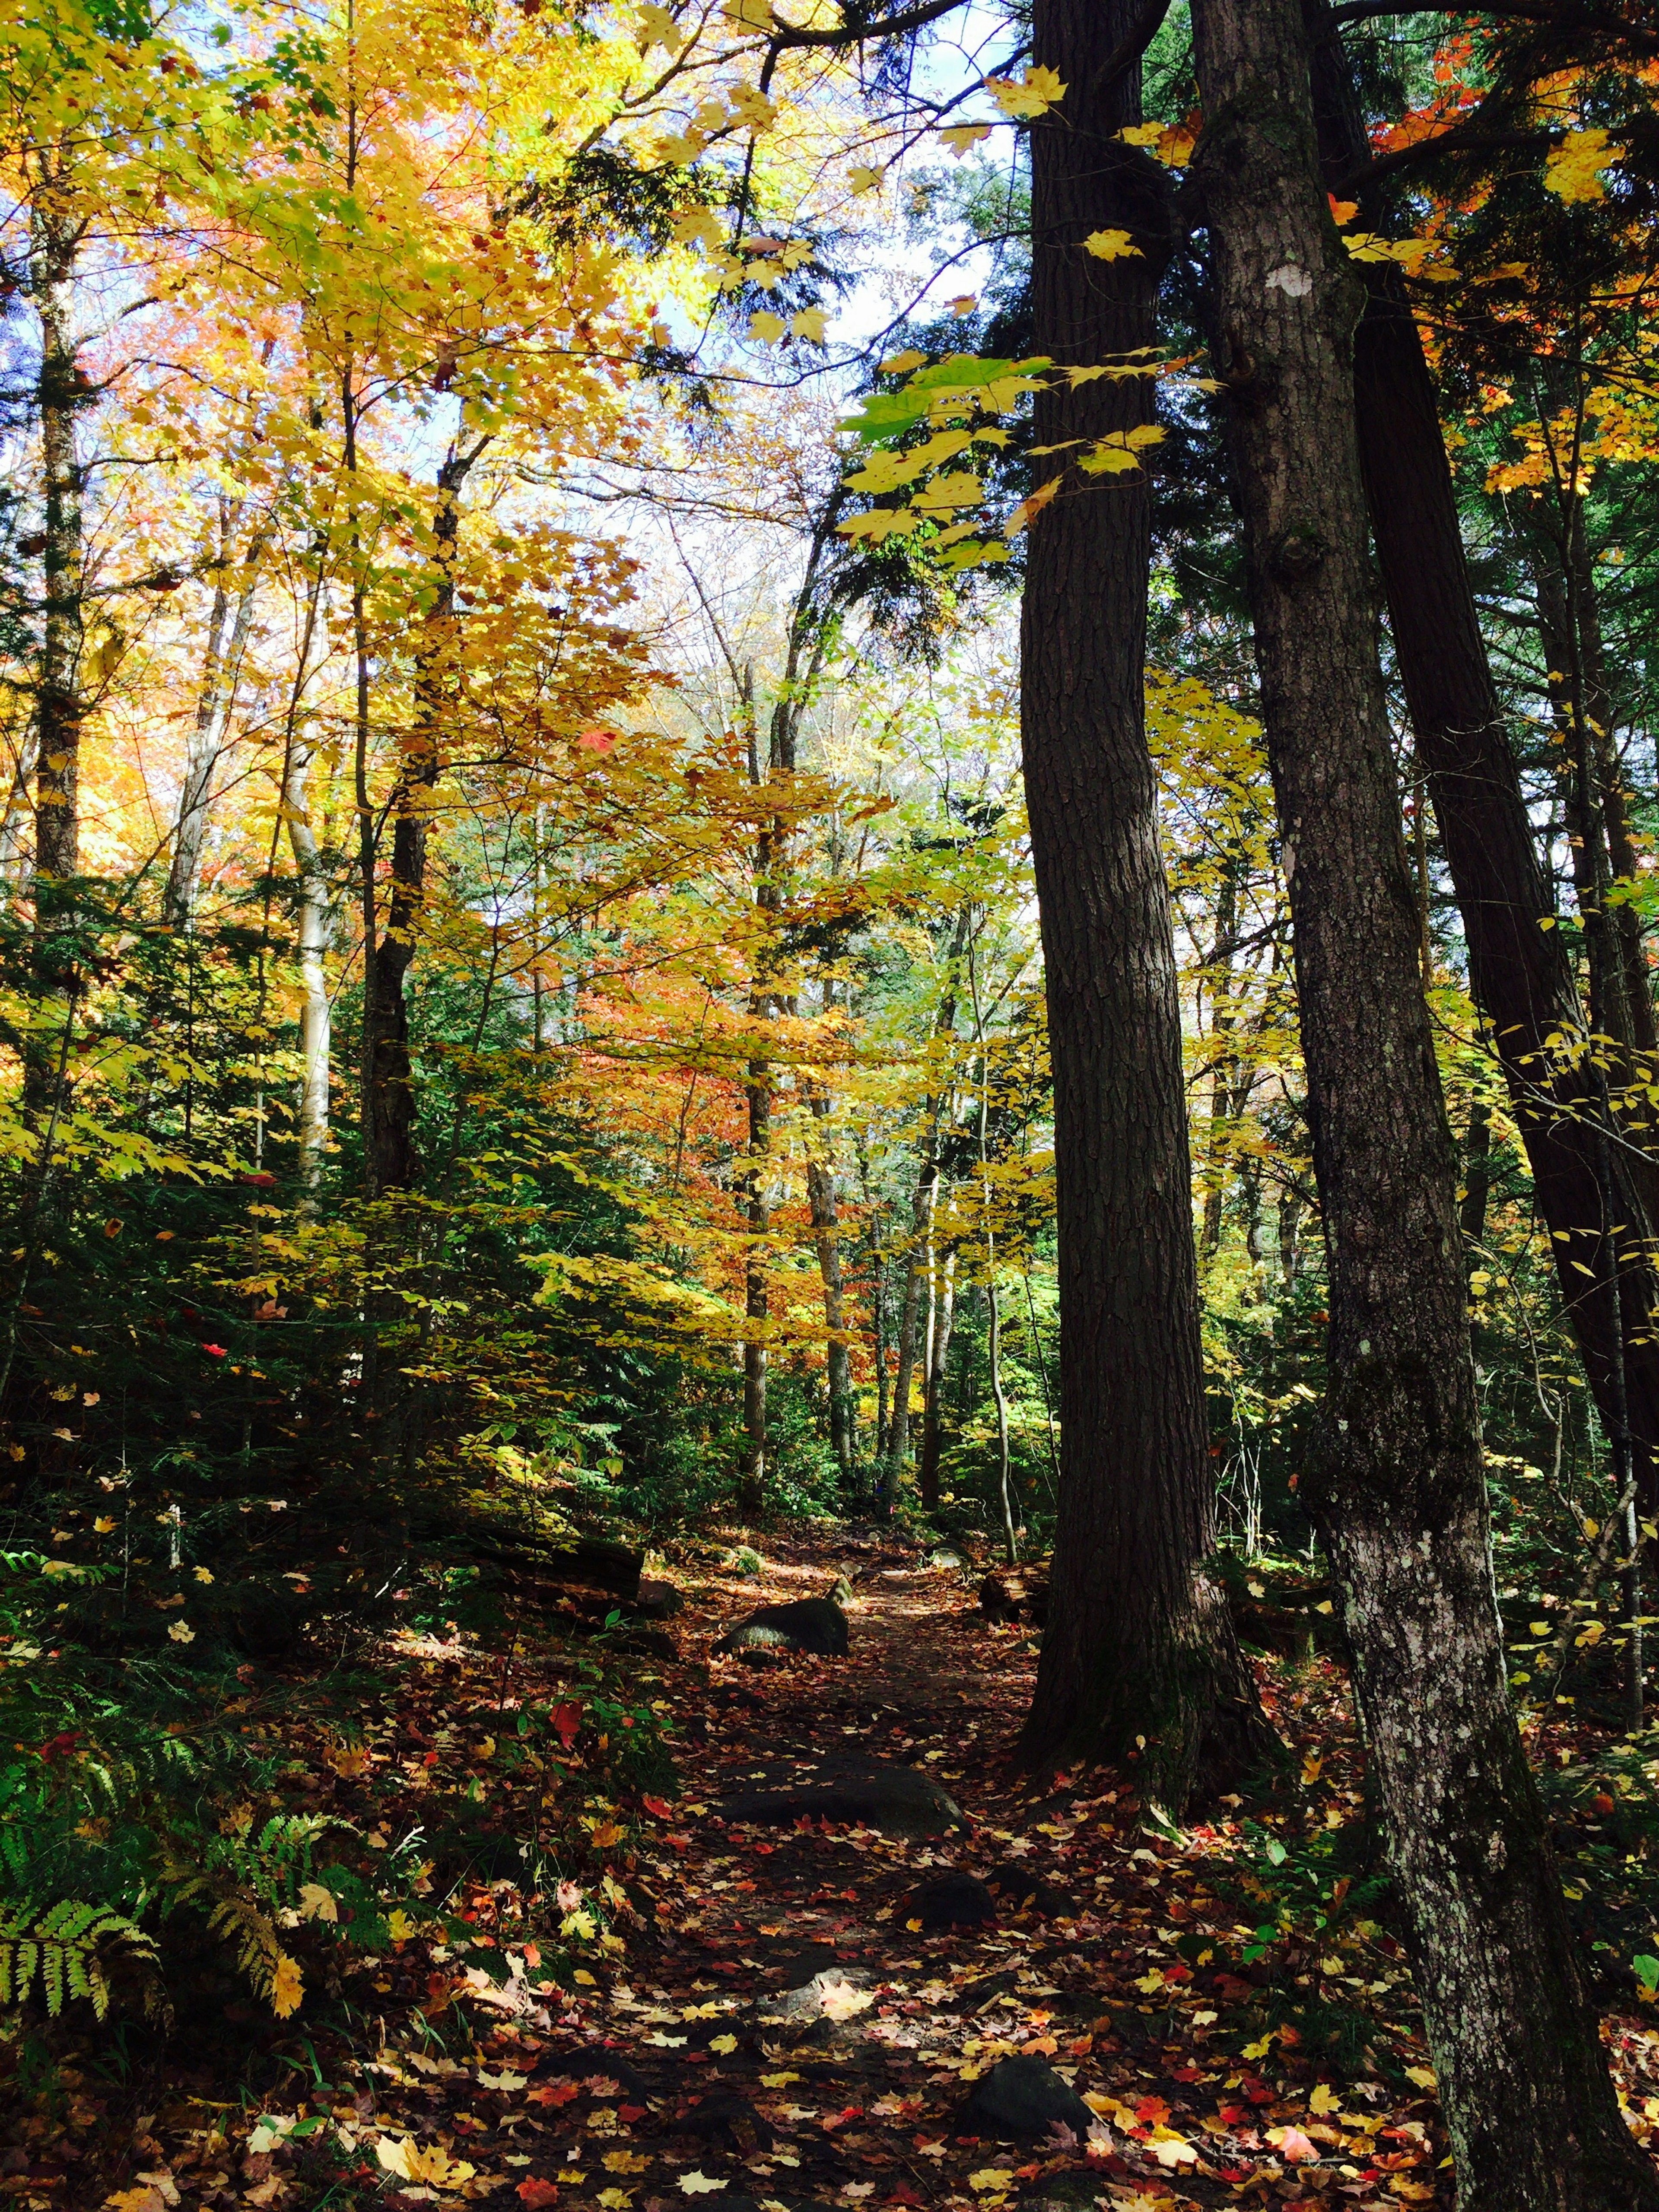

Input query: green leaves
[842,355,1052,445]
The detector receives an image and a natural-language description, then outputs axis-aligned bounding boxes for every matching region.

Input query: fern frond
[0,1901,159,2022]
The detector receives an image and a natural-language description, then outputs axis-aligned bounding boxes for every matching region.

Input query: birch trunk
[164,510,266,928]
[1192,1,1657,2195]
[918,1243,957,1512]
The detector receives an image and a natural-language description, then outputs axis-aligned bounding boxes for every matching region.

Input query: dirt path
[70,1530,1558,2211]
[446,1533,1463,2212]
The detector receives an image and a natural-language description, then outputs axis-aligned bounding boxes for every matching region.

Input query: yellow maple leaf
[377,2137,477,2188]
[911,470,984,515]
[788,308,826,343]
[604,2149,652,2172]
[939,123,992,156]
[1545,126,1624,205]
[1084,228,1141,260]
[748,311,786,345]
[1150,2129,1198,2168]
[1309,2082,1340,2115]
[269,1955,304,2018]
[1117,121,1164,146]
[708,2032,738,2053]
[819,1976,874,2020]
[1405,2063,1438,2089]
[638,3,683,49]
[849,165,884,194]
[988,65,1066,119]
[674,208,724,251]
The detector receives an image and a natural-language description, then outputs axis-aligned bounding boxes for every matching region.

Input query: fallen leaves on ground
[22,1523,1659,2208]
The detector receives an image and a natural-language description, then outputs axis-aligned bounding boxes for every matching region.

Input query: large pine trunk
[1016,0,1271,1805]
[1191,3,1659,2198]
[1307,18,1659,1509]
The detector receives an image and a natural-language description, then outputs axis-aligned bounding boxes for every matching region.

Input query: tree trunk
[740,1051,769,1521]
[919,1242,957,1512]
[805,1094,855,1483]
[361,445,472,1196]
[986,1256,1016,1567]
[1460,1099,1492,1254]
[0,722,38,884]
[164,509,266,928]
[1016,0,1273,1804]
[30,175,82,890]
[886,1245,923,1485]
[1567,502,1654,1056]
[1191,3,1659,2198]
[1309,10,1659,1509]
[285,733,333,1190]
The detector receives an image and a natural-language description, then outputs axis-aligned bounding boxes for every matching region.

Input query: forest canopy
[4,0,1659,2204]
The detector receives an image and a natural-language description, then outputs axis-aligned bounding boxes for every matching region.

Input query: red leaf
[529,2081,580,2108]
[618,2103,648,2124]
[517,2183,561,2208]
[640,1794,674,1820]
[202,1343,228,1357]
[550,1703,582,1749]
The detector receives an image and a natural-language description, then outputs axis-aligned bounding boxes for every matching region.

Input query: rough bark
[1016,0,1273,1805]
[1192,3,1659,2199]
[1308,10,1659,1509]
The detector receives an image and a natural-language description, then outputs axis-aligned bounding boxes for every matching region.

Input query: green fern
[0,1899,162,2021]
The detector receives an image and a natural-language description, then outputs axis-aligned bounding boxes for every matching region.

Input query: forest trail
[75,1529,1627,2211]
[423,1533,1464,2212]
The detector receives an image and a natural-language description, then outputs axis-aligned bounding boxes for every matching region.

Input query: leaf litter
[11,1522,1659,2208]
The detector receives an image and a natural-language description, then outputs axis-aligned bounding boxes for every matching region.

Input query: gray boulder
[718,1758,963,1838]
[963,2055,1094,2139]
[715,1576,852,1656]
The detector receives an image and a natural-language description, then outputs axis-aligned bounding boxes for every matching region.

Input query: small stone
[679,2091,774,2153]
[903,1869,997,1931]
[963,2054,1094,2138]
[635,1576,686,1620]
[718,1761,964,1838]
